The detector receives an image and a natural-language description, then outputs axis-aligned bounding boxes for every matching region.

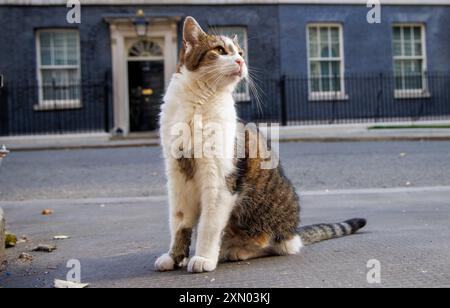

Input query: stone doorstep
[0,207,5,270]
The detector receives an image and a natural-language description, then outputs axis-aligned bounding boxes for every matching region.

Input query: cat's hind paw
[155,253,175,272]
[187,256,217,273]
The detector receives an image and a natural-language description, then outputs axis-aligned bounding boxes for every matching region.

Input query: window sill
[34,100,82,111]
[394,90,431,100]
[309,93,349,102]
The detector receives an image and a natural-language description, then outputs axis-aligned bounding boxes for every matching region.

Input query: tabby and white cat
[156,17,366,273]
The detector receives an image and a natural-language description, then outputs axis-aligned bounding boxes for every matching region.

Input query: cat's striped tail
[297,218,367,246]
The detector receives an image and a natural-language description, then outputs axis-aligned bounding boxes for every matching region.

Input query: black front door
[128,61,164,132]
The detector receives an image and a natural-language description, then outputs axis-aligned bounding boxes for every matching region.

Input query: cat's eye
[215,47,227,55]
[238,51,244,57]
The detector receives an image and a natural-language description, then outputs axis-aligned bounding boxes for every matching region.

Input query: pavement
[0,132,160,152]
[0,141,450,288]
[1,187,449,288]
[1,121,450,152]
[275,123,450,142]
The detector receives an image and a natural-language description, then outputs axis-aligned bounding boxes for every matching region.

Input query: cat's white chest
[160,74,237,177]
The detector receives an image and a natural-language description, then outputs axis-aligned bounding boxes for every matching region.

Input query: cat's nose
[235,59,244,67]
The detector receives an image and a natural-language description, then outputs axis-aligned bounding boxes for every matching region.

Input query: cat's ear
[183,17,206,46]
[232,34,240,45]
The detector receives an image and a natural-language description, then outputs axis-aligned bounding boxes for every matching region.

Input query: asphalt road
[1,141,450,288]
[1,188,450,288]
[1,141,450,201]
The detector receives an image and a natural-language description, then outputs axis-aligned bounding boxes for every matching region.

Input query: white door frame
[108,18,179,136]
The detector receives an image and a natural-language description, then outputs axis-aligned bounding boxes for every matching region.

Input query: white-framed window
[307,24,347,101]
[392,24,429,98]
[208,26,250,102]
[36,29,81,110]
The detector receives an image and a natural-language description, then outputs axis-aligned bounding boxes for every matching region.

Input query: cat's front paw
[155,253,175,272]
[187,256,217,273]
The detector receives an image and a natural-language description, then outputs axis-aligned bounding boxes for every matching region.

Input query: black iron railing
[0,79,111,136]
[0,72,449,136]
[238,72,450,125]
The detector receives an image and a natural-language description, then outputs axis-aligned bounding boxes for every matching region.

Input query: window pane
[331,76,341,92]
[40,33,52,65]
[413,27,421,41]
[404,60,421,76]
[331,61,340,77]
[394,61,402,77]
[403,27,412,43]
[310,62,320,78]
[393,41,402,57]
[395,76,404,90]
[321,76,331,92]
[42,69,79,85]
[395,60,404,90]
[394,60,423,90]
[39,31,79,66]
[42,69,80,101]
[331,61,341,92]
[404,43,412,57]
[330,27,340,57]
[403,60,413,76]
[321,62,331,91]
[331,42,340,57]
[311,78,321,92]
[412,59,422,73]
[321,61,330,77]
[414,42,422,56]
[41,49,52,66]
[393,27,401,41]
[331,62,340,91]
[330,28,339,43]
[320,28,330,58]
[66,32,79,65]
[405,74,422,90]
[310,62,321,92]
[309,28,319,58]
[53,33,67,65]
[310,41,319,58]
[320,45,330,58]
[403,27,413,56]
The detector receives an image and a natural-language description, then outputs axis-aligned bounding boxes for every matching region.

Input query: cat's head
[179,17,248,90]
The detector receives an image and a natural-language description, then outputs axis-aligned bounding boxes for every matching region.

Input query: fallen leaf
[42,209,54,216]
[19,252,33,261]
[33,245,57,253]
[5,233,17,248]
[54,279,89,289]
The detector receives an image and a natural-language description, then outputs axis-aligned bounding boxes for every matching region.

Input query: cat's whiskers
[239,70,265,116]
[202,66,239,90]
